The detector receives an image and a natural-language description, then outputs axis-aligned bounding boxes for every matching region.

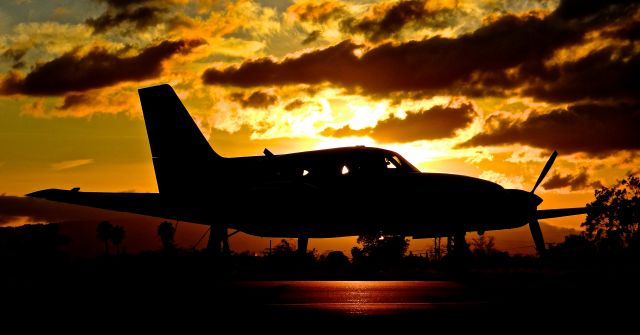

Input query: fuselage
[162,146,535,238]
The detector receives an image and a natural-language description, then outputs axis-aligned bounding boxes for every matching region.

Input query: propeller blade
[537,207,590,219]
[531,150,558,194]
[529,218,546,256]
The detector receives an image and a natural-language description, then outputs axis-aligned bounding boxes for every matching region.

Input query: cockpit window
[385,156,397,169]
[391,155,402,166]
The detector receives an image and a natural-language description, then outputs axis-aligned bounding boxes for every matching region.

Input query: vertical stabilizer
[138,84,222,195]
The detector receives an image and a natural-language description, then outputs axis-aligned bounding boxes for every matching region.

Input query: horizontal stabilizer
[536,207,589,219]
[27,189,177,220]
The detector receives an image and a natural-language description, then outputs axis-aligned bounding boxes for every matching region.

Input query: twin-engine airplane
[28,84,588,255]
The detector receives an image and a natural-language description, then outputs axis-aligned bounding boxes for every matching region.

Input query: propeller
[528,150,557,256]
[531,150,557,194]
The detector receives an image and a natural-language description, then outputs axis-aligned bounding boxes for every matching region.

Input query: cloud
[302,29,322,44]
[230,90,278,109]
[1,48,27,68]
[322,102,476,143]
[286,0,347,24]
[56,93,92,110]
[321,125,369,138]
[85,0,183,34]
[202,13,582,93]
[50,159,94,171]
[523,45,640,103]
[203,0,638,102]
[373,102,476,142]
[284,99,306,111]
[552,0,633,20]
[459,103,640,155]
[0,39,205,96]
[340,0,457,42]
[543,170,592,191]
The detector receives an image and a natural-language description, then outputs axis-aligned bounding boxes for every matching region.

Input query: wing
[536,207,589,219]
[27,189,178,221]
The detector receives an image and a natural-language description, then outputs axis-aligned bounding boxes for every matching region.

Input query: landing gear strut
[297,237,308,256]
[446,231,468,260]
[207,225,230,256]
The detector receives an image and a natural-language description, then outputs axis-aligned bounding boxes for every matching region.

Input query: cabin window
[385,157,396,169]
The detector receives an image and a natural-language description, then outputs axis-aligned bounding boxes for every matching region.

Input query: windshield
[385,153,419,172]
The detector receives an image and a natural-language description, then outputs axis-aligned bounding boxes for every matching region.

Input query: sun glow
[347,101,389,130]
[314,136,376,150]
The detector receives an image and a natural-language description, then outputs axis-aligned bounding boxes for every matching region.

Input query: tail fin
[138,84,222,195]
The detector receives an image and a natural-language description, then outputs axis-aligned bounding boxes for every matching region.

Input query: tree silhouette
[351,234,409,267]
[157,221,176,251]
[322,251,351,271]
[470,235,496,257]
[583,175,640,256]
[96,220,113,256]
[110,225,125,255]
[273,239,295,255]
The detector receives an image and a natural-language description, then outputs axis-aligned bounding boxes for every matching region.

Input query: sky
[0,0,638,254]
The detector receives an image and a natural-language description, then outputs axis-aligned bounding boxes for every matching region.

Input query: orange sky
[1,0,638,254]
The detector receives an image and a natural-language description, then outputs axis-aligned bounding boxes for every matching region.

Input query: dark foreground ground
[3,256,640,332]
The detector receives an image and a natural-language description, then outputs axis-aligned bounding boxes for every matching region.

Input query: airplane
[27,84,590,256]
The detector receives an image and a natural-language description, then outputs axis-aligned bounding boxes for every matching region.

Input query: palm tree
[157,221,176,251]
[110,225,125,255]
[96,220,113,256]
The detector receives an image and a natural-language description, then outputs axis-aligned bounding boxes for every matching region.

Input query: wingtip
[25,189,59,199]
[26,189,47,198]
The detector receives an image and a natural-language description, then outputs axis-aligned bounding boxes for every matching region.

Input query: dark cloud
[2,48,27,69]
[322,103,476,142]
[203,40,360,88]
[203,0,638,103]
[543,170,592,191]
[230,90,278,109]
[103,0,154,8]
[86,0,173,34]
[286,1,347,24]
[553,0,636,20]
[523,45,640,102]
[56,93,92,110]
[321,125,370,138]
[340,0,456,42]
[284,99,306,111]
[459,103,640,155]
[0,39,205,96]
[87,6,167,34]
[203,13,583,93]
[604,20,640,40]
[373,103,476,142]
[302,30,322,45]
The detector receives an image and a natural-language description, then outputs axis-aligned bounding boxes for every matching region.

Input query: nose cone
[506,189,543,207]
[531,193,543,206]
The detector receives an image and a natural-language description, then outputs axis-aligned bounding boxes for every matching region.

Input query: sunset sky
[1,0,638,254]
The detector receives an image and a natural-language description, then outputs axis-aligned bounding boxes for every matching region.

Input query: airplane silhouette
[28,84,589,255]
